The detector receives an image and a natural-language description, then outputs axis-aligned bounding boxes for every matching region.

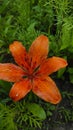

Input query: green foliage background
[0,0,73,130]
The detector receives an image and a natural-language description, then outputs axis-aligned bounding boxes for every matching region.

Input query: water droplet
[16,94,18,97]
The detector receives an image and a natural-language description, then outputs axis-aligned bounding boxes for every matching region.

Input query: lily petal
[32,77,61,104]
[29,35,49,69]
[38,56,68,75]
[0,63,25,82]
[9,79,32,101]
[9,41,29,70]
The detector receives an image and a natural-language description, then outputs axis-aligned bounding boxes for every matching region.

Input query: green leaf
[0,0,10,14]
[47,111,52,116]
[69,74,73,84]
[60,17,73,50]
[68,67,73,74]
[27,103,46,120]
[68,68,73,83]
[0,80,11,93]
[57,68,66,78]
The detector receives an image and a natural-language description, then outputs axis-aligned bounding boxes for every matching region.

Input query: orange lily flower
[0,35,68,104]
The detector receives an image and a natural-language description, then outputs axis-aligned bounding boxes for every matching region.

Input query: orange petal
[9,41,29,70]
[38,56,68,75]
[29,35,49,69]
[32,77,62,104]
[9,79,32,101]
[0,63,25,82]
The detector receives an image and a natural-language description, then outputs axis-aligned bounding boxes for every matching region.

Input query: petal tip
[9,41,22,50]
[38,35,49,42]
[52,56,68,71]
[65,60,68,67]
[53,94,62,104]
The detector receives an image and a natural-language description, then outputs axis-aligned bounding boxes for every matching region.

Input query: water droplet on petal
[16,94,18,97]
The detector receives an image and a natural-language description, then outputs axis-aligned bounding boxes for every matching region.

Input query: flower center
[23,64,40,80]
[27,74,34,80]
